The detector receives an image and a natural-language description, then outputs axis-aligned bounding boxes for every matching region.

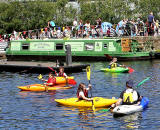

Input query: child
[57,67,67,77]
[76,83,93,101]
[41,73,56,86]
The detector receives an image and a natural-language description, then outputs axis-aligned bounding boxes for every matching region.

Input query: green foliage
[0,0,160,34]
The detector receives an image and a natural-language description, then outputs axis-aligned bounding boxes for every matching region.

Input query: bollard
[65,44,72,66]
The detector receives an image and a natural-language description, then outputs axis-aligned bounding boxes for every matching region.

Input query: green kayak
[100,67,129,73]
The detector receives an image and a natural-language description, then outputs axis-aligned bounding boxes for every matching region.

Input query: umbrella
[116,20,126,35]
[50,21,55,27]
[101,22,113,33]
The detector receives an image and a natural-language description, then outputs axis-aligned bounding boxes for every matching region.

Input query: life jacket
[46,77,56,86]
[59,72,65,77]
[111,63,117,68]
[77,89,88,100]
[122,90,135,105]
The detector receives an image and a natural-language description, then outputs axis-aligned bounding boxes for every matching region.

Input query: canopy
[116,20,124,34]
[116,20,137,36]
[101,22,113,33]
[50,21,55,27]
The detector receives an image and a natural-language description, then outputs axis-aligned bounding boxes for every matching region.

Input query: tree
[0,0,160,35]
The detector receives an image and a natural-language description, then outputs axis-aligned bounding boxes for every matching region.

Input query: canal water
[0,60,160,129]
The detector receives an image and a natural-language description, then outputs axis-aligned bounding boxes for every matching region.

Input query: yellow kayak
[17,84,72,91]
[55,97,118,108]
[55,76,75,84]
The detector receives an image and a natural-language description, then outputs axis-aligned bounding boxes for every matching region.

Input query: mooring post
[65,44,72,66]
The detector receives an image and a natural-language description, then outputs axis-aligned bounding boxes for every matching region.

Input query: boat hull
[17,84,72,91]
[104,53,153,61]
[55,97,118,108]
[112,97,149,116]
[55,76,74,84]
[6,38,155,61]
[155,52,160,58]
[100,67,129,73]
[7,55,107,61]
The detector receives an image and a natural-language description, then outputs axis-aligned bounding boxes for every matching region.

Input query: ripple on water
[0,60,160,129]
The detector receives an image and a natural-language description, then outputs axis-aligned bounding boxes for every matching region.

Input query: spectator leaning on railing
[1,17,160,40]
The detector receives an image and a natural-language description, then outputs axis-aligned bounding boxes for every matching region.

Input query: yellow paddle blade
[38,74,43,79]
[86,66,91,81]
[92,104,95,112]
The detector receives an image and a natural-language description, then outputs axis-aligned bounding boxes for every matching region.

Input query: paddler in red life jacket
[42,73,56,87]
[76,83,93,101]
[56,67,67,77]
[108,57,124,69]
[111,80,142,108]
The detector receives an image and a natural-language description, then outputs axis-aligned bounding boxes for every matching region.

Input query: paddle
[86,66,95,112]
[121,65,134,73]
[136,77,150,88]
[48,67,76,85]
[128,67,134,73]
[37,74,49,92]
[68,79,77,85]
[98,107,112,112]
[98,77,150,113]
[38,74,43,80]
[48,67,57,75]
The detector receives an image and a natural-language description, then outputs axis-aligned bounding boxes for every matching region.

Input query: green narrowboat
[6,38,154,61]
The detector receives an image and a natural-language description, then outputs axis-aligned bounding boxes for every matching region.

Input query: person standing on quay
[148,12,155,27]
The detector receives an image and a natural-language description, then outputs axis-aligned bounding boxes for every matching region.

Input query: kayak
[17,84,72,91]
[100,67,129,73]
[55,97,118,108]
[112,97,149,116]
[55,76,76,84]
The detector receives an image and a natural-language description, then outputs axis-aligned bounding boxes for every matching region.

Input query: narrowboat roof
[10,38,121,42]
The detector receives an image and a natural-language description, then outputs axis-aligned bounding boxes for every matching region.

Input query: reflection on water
[0,60,160,129]
[114,112,142,129]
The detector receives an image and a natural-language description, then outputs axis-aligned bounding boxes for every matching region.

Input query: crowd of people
[0,12,159,42]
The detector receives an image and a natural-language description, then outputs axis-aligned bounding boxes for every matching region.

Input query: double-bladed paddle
[86,66,95,112]
[37,74,49,91]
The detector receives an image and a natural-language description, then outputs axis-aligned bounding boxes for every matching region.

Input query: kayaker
[57,67,68,77]
[41,72,56,86]
[111,80,142,107]
[76,83,93,101]
[108,57,124,69]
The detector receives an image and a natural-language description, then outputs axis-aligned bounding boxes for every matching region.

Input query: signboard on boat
[108,42,116,51]
[30,42,54,51]
[95,42,102,51]
[65,42,84,51]
[11,42,21,51]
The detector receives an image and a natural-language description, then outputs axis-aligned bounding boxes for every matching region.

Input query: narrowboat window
[85,43,94,50]
[22,43,29,50]
[104,44,107,48]
[56,43,63,50]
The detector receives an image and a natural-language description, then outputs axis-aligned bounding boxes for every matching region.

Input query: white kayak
[112,97,149,116]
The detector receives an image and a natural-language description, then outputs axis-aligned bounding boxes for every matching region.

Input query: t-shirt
[73,20,78,26]
[79,91,85,98]
[78,89,89,99]
[148,15,154,23]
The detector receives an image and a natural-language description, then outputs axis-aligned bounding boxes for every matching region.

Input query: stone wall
[133,36,160,50]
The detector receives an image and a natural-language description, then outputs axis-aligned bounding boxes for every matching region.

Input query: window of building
[85,43,94,51]
[104,44,107,48]
[22,43,29,50]
[56,43,64,50]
